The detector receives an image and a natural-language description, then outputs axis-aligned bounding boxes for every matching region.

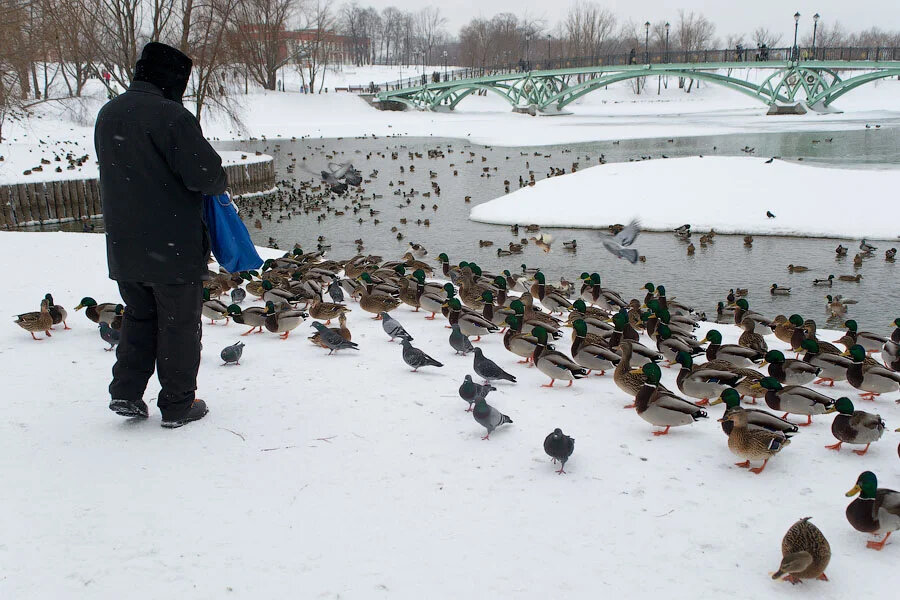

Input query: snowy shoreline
[469,156,900,241]
[3,230,899,598]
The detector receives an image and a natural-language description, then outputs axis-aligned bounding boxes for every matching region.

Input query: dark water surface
[34,126,900,333]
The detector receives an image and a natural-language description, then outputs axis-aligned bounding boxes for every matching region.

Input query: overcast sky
[368,0,899,40]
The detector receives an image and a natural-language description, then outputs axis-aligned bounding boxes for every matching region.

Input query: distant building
[237,25,370,66]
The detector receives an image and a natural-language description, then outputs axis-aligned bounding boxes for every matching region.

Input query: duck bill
[716,417,726,423]
[840,350,850,357]
[698,337,709,344]
[74,304,84,311]
[628,368,644,375]
[708,397,724,406]
[845,484,861,497]
[759,361,768,368]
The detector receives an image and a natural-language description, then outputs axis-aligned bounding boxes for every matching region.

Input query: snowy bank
[0,147,270,186]
[2,231,899,598]
[469,156,900,240]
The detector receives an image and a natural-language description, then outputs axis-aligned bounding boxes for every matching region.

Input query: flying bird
[767,211,776,218]
[600,219,640,263]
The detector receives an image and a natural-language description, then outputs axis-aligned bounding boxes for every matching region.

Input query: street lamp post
[525,34,530,66]
[442,50,448,81]
[812,13,820,60]
[547,35,552,64]
[665,22,670,63]
[644,21,650,64]
[792,12,801,62]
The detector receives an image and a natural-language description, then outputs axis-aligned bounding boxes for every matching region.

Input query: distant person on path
[94,42,226,428]
[628,48,636,64]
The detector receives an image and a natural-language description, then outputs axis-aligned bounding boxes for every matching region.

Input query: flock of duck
[14,234,900,579]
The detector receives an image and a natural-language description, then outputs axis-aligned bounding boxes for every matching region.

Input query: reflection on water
[25,127,900,332]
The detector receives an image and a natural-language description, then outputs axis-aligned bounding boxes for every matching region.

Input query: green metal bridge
[373,47,900,115]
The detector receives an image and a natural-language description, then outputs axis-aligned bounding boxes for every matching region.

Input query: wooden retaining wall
[0,158,275,229]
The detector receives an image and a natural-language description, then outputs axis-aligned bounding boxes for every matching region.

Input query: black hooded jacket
[95,42,227,284]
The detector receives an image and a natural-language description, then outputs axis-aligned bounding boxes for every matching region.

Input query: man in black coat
[95,42,226,428]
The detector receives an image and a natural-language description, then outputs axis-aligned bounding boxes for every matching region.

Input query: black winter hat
[133,42,192,103]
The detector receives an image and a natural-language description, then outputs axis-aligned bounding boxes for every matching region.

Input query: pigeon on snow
[401,338,443,371]
[220,341,245,365]
[310,322,359,354]
[544,428,575,474]
[473,398,513,440]
[381,312,413,342]
[449,323,475,355]
[459,375,495,412]
[473,347,517,383]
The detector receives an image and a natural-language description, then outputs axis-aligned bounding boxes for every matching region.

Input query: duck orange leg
[594,370,606,376]
[734,460,751,468]
[798,415,813,427]
[824,441,843,451]
[63,321,71,330]
[566,380,573,387]
[852,443,871,456]
[859,392,879,401]
[695,398,709,406]
[749,458,769,474]
[866,532,892,550]
[425,312,436,320]
[652,426,671,436]
[816,573,829,582]
[280,331,291,340]
[30,332,41,341]
[623,403,635,409]
[541,379,555,388]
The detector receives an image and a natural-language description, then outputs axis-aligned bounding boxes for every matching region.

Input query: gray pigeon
[401,338,443,371]
[230,287,246,304]
[327,279,344,303]
[473,398,513,440]
[473,347,516,384]
[600,219,641,264]
[381,312,413,342]
[99,322,120,351]
[449,323,475,355]
[543,428,575,474]
[220,341,245,365]
[310,322,359,354]
[459,375,495,412]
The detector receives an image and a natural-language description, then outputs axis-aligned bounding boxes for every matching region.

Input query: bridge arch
[432,83,519,110]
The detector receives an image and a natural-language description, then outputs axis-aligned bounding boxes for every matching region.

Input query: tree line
[1,0,899,139]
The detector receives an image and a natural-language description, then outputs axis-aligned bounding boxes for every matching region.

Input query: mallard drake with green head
[761,350,820,385]
[701,329,762,367]
[719,408,791,474]
[571,319,620,376]
[530,272,572,314]
[44,293,69,330]
[844,344,900,400]
[531,326,587,388]
[616,341,666,407]
[264,301,307,339]
[567,298,610,324]
[709,389,798,435]
[445,298,498,340]
[674,351,743,405]
[836,319,888,353]
[771,517,831,584]
[417,280,453,320]
[14,298,54,340]
[226,304,268,335]
[825,397,884,455]
[202,288,230,325]
[655,324,702,366]
[798,339,853,386]
[770,283,791,296]
[503,316,540,364]
[733,299,775,335]
[633,362,707,436]
[760,377,836,426]
[74,297,119,324]
[481,291,514,328]
[845,471,900,550]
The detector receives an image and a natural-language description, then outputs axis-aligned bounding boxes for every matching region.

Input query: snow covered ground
[2,230,899,598]
[469,156,900,240]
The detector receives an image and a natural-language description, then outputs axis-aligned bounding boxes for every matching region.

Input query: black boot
[109,398,149,418]
[161,399,208,429]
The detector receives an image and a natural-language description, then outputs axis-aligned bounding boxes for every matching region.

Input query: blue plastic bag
[202,193,263,273]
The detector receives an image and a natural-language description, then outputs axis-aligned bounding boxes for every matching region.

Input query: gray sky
[369,0,899,41]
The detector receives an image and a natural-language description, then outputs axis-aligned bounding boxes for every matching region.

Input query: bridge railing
[374,46,900,93]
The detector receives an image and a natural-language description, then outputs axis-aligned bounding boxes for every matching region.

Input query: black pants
[110,281,203,419]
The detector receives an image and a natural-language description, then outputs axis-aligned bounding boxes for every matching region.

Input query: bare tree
[416,6,446,64]
[231,0,296,91]
[184,0,239,121]
[752,27,783,49]
[294,0,334,93]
